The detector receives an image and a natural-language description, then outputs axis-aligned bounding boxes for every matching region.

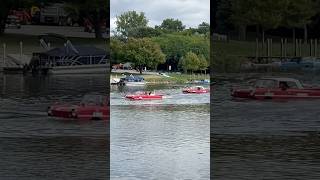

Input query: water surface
[0,74,109,179]
[212,73,320,179]
[111,84,210,179]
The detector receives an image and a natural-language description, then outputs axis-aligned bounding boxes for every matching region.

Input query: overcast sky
[110,0,210,31]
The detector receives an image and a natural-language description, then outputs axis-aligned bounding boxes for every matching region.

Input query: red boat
[231,77,320,100]
[48,94,109,120]
[182,86,210,94]
[125,91,163,100]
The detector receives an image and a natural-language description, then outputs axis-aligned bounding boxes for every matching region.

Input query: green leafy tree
[215,0,233,34]
[152,34,209,71]
[110,38,125,64]
[250,0,287,41]
[282,0,316,44]
[180,52,200,73]
[198,55,208,74]
[230,0,256,40]
[115,11,148,38]
[127,26,162,38]
[197,22,210,34]
[124,38,165,74]
[158,18,185,32]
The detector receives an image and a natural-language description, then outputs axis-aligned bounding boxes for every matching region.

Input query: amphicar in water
[48,94,109,120]
[231,77,320,100]
[182,86,210,94]
[125,91,163,100]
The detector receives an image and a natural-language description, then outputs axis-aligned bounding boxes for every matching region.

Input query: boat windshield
[281,81,299,89]
[81,95,105,105]
[255,79,277,88]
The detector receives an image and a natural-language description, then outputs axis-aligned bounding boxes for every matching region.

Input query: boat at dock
[231,77,320,100]
[30,34,108,75]
[118,75,146,86]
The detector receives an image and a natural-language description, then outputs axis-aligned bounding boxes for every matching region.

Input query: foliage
[198,54,209,72]
[110,38,125,64]
[158,18,185,32]
[123,38,166,74]
[115,11,148,38]
[152,34,209,70]
[196,22,210,34]
[127,26,162,38]
[282,0,316,28]
[180,52,200,73]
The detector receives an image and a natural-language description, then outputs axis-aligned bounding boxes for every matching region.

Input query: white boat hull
[125,82,146,86]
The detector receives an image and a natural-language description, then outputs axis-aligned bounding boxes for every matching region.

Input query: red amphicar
[231,77,320,100]
[48,94,109,120]
[182,86,210,94]
[125,91,163,100]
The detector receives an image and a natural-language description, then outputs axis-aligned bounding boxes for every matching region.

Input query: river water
[0,74,109,179]
[212,73,320,179]
[110,85,210,179]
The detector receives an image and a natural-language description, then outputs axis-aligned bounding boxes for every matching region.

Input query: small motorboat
[118,75,146,86]
[48,94,109,120]
[125,91,163,100]
[231,77,320,100]
[182,86,210,94]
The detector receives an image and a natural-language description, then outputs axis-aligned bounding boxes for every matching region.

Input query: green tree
[197,22,210,34]
[158,18,185,32]
[198,55,208,74]
[124,38,165,74]
[216,0,233,34]
[180,52,200,73]
[115,11,148,38]
[250,0,286,41]
[152,34,209,70]
[110,38,125,64]
[127,26,162,38]
[282,0,316,44]
[230,0,255,40]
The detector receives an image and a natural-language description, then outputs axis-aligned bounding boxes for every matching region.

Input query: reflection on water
[212,73,320,179]
[111,85,210,179]
[0,74,109,179]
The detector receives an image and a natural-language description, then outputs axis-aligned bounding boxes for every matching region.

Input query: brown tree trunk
[304,24,308,44]
[93,9,103,39]
[293,28,296,56]
[238,25,246,41]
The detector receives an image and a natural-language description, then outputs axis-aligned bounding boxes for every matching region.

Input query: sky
[110,0,210,32]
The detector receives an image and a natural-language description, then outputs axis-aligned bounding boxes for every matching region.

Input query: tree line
[214,0,318,42]
[111,11,210,74]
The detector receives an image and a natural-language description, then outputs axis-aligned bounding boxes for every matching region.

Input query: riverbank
[111,72,209,84]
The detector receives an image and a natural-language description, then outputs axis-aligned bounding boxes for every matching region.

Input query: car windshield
[255,79,277,88]
[81,95,104,105]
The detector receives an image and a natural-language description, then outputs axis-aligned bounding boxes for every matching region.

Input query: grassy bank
[111,72,209,84]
